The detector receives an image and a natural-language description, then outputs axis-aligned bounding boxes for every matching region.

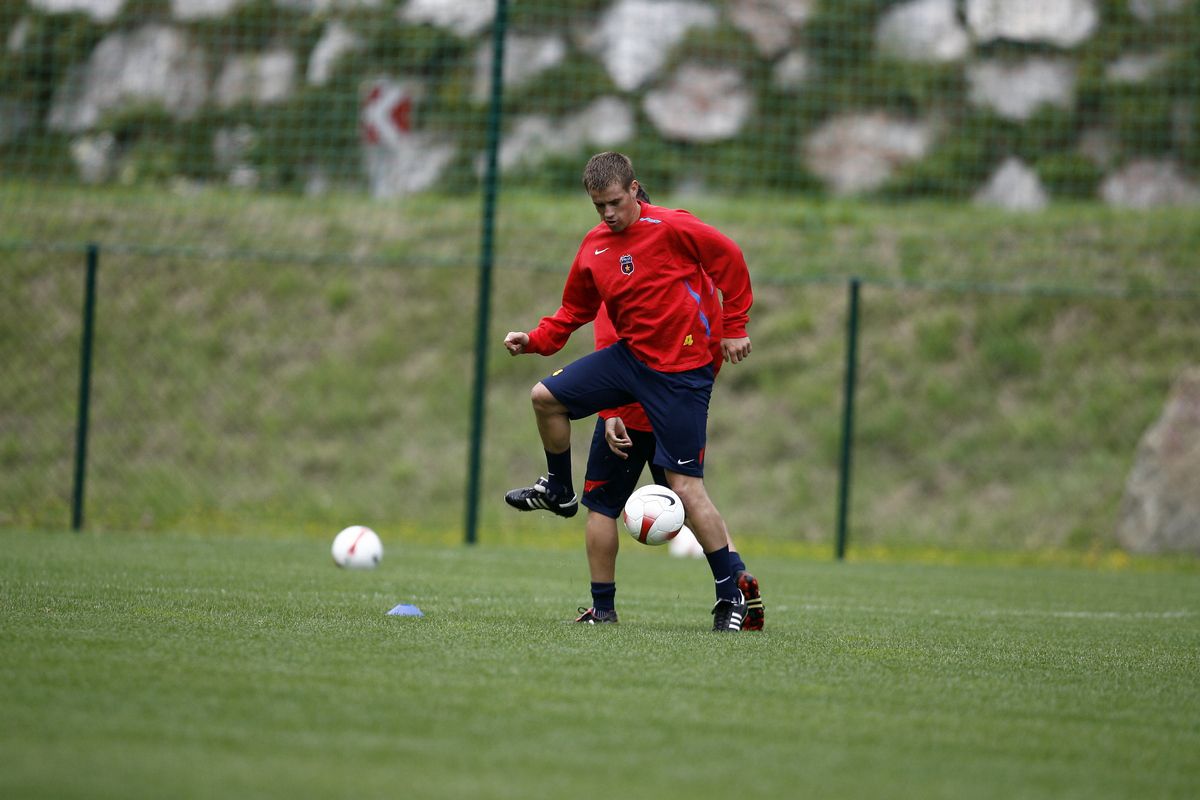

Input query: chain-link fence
[3,1,1199,553]
[6,233,1199,553]
[4,2,1198,228]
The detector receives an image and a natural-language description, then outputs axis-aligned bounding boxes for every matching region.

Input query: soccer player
[502,151,756,632]
[572,301,764,630]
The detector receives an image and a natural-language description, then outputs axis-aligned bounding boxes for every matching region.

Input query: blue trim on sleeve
[683,280,711,337]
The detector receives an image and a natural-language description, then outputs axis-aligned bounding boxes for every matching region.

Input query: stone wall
[2,0,1197,202]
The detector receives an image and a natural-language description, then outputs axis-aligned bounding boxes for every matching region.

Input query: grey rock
[772,50,813,91]
[973,157,1048,211]
[1117,368,1200,554]
[643,64,753,143]
[876,0,970,63]
[308,21,364,86]
[473,34,567,103]
[966,0,1098,47]
[29,0,124,22]
[1105,51,1170,84]
[567,97,637,150]
[729,0,816,58]
[402,0,495,38]
[967,58,1076,121]
[170,0,243,19]
[48,25,209,132]
[582,0,718,92]
[215,49,297,109]
[1100,160,1200,209]
[804,112,936,196]
[496,98,635,173]
[213,124,258,185]
[274,0,382,9]
[7,17,31,52]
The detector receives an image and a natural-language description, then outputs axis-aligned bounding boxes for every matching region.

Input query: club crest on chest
[619,254,634,275]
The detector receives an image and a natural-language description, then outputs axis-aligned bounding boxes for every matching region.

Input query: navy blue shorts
[540,342,713,477]
[581,421,668,518]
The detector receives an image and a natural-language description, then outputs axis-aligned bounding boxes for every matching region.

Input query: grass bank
[2,182,1199,555]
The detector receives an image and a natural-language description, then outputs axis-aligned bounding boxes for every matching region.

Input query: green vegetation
[2,184,1199,554]
[1,530,1197,799]
[3,2,1198,193]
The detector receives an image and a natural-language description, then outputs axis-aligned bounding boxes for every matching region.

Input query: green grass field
[3,529,1197,799]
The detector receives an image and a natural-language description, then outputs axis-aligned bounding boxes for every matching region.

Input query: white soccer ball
[622,485,686,545]
[331,525,383,569]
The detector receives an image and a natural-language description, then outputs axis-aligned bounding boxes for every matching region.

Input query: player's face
[589,180,641,233]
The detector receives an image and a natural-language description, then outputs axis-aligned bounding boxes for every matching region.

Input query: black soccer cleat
[711,590,748,632]
[736,571,765,632]
[574,607,619,625]
[504,476,579,518]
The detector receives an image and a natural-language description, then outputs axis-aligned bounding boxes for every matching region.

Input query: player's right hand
[503,331,529,355]
[605,416,632,459]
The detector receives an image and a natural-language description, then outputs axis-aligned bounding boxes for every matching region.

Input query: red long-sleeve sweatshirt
[593,301,726,433]
[525,201,752,374]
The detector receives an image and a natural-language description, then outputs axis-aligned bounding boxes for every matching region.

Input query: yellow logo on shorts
[552,368,564,376]
[683,334,693,346]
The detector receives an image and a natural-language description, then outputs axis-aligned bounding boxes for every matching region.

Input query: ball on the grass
[331,525,383,569]
[622,485,686,545]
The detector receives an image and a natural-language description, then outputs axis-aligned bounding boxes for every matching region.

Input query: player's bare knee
[530,382,563,414]
[666,473,707,506]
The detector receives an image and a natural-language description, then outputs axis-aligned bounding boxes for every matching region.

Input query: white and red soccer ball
[331,525,383,569]
[622,485,686,545]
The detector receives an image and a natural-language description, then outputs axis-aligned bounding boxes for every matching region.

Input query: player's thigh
[637,366,713,476]
[539,344,637,420]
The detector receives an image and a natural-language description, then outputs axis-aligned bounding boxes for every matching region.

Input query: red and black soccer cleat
[736,571,765,631]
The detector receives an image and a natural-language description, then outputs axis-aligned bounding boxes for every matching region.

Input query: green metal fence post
[464,0,509,546]
[72,243,99,532]
[835,277,862,560]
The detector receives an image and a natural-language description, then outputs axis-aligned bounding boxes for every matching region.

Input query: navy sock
[591,581,616,613]
[705,546,739,601]
[729,550,747,577]
[545,449,573,495]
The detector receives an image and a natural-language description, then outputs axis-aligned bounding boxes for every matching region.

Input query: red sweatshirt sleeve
[671,213,753,339]
[525,249,602,356]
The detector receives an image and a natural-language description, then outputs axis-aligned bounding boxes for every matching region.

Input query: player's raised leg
[504,381,579,517]
[507,347,640,520]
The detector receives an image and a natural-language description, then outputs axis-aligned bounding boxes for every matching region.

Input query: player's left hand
[605,416,632,459]
[721,336,751,364]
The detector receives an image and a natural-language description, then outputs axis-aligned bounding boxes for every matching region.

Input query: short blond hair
[582,152,635,194]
